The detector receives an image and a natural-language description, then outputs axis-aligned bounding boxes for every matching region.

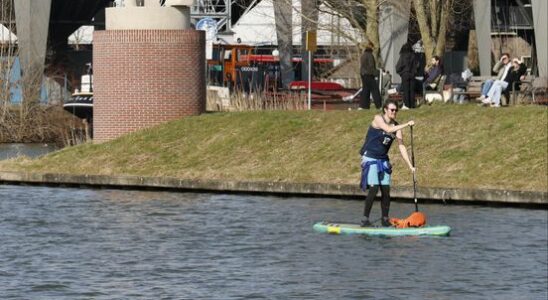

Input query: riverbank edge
[0,171,546,206]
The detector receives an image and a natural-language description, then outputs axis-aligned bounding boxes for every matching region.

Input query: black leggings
[363,185,391,219]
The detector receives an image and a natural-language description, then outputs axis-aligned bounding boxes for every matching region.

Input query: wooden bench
[530,77,548,105]
[501,75,541,105]
[449,75,536,105]
[450,76,490,102]
[422,75,447,104]
[508,76,548,105]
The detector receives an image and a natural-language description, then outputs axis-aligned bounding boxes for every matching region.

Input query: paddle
[410,125,418,212]
[388,125,427,228]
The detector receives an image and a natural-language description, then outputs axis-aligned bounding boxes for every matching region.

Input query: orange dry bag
[389,211,427,228]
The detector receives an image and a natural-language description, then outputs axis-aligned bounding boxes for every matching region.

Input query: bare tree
[325,0,382,65]
[69,26,88,51]
[236,0,467,83]
[320,0,411,67]
[320,1,371,52]
[413,0,453,61]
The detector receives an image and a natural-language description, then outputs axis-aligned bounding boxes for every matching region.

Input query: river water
[0,143,57,160]
[0,185,546,299]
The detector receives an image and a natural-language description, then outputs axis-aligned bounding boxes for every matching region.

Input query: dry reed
[207,88,307,112]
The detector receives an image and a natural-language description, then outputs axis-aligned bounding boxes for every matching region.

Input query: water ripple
[0,185,546,299]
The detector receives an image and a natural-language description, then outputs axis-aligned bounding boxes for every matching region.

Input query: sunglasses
[388,108,398,112]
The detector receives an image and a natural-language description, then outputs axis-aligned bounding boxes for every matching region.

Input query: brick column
[93,29,205,142]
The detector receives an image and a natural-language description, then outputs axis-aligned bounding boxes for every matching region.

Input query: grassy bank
[1,104,546,192]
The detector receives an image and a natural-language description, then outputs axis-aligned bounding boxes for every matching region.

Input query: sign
[305,30,317,52]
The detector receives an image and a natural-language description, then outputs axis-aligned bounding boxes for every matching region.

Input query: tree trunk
[430,0,438,38]
[301,0,319,82]
[434,0,451,57]
[414,0,452,61]
[414,0,434,60]
[273,0,294,88]
[364,0,382,66]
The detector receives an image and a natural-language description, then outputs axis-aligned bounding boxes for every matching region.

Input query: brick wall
[93,30,205,142]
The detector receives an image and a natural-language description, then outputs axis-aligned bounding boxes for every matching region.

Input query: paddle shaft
[410,125,418,212]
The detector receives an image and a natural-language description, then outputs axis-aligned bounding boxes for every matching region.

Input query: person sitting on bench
[423,55,443,90]
[476,53,512,101]
[481,58,527,107]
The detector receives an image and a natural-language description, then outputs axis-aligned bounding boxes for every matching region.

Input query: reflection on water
[0,143,57,160]
[0,185,546,299]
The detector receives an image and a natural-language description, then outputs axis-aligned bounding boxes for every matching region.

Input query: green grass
[1,103,546,192]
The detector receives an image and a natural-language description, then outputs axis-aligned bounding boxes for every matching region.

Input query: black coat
[360,50,377,76]
[396,52,419,80]
[503,63,527,90]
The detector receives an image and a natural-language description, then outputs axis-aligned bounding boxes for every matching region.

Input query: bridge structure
[8,0,258,101]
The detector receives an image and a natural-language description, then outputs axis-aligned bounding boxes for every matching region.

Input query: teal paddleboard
[313,221,451,237]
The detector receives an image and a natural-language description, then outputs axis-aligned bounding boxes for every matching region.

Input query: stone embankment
[0,172,545,207]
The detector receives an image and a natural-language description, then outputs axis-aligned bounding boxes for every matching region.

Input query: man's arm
[492,60,503,73]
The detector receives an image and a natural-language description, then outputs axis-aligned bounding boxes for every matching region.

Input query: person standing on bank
[359,43,382,109]
[358,100,415,227]
[396,43,419,109]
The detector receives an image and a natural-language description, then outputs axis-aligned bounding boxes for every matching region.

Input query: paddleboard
[313,221,451,237]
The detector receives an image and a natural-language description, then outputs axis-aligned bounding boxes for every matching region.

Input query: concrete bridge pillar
[13,0,51,105]
[531,0,547,79]
[473,0,492,76]
[379,1,410,84]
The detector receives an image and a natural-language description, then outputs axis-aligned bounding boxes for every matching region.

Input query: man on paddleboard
[359,100,415,227]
